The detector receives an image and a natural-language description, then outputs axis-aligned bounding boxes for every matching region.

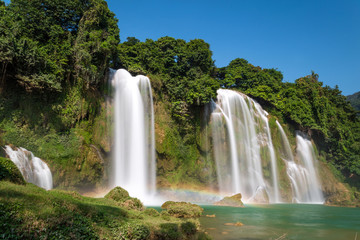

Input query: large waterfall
[4,145,53,190]
[110,69,156,202]
[211,89,281,203]
[209,89,324,204]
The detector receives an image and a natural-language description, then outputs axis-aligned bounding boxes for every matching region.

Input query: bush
[118,222,150,240]
[161,201,203,218]
[181,221,197,236]
[160,210,170,221]
[144,208,160,217]
[105,187,144,211]
[0,157,25,184]
[197,232,212,240]
[105,186,130,202]
[156,223,181,240]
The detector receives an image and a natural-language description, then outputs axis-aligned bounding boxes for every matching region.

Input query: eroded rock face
[214,193,245,207]
[318,162,359,207]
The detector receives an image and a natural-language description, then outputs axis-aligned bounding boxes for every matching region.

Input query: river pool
[200,204,360,240]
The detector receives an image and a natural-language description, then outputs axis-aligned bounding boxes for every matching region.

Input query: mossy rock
[0,157,25,185]
[105,186,144,211]
[214,193,244,207]
[105,186,130,202]
[161,201,203,218]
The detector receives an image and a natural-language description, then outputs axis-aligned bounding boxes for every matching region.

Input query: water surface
[200,204,360,240]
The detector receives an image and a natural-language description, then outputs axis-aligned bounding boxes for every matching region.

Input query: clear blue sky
[4,0,360,95]
[106,0,360,95]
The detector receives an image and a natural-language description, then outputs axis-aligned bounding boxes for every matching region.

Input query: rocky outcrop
[214,193,245,207]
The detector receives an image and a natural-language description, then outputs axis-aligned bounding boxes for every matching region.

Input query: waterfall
[295,134,324,203]
[110,69,156,202]
[275,121,324,203]
[4,145,53,190]
[210,89,281,203]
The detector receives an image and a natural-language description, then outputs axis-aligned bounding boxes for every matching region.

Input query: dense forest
[0,0,360,238]
[118,37,360,185]
[0,0,359,190]
[347,91,360,112]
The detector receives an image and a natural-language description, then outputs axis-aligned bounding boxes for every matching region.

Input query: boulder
[214,193,244,207]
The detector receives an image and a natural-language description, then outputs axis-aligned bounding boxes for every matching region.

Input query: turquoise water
[200,204,360,240]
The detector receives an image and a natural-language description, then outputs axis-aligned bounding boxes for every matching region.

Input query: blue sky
[4,0,359,95]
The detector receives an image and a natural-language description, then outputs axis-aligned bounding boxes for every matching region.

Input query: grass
[0,181,209,239]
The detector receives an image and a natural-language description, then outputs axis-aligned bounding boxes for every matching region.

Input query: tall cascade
[4,145,53,190]
[294,134,324,203]
[110,69,156,202]
[275,121,324,203]
[210,89,281,203]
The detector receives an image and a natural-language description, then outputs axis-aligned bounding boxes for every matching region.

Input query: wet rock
[214,193,244,207]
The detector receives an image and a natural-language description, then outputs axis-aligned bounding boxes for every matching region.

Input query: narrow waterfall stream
[276,120,324,203]
[4,145,53,190]
[295,134,324,203]
[110,69,156,203]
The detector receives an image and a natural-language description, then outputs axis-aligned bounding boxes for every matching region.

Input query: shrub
[118,222,150,240]
[0,157,25,184]
[105,187,144,211]
[144,208,160,217]
[181,221,197,236]
[160,210,170,221]
[105,186,130,202]
[161,201,203,218]
[156,223,181,240]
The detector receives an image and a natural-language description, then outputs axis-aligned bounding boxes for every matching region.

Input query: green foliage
[105,186,130,202]
[156,223,181,240]
[160,210,171,221]
[117,222,150,240]
[144,208,160,217]
[161,201,203,218]
[0,0,119,92]
[74,0,120,85]
[347,91,360,112]
[180,221,197,236]
[105,187,144,211]
[118,37,219,109]
[0,157,24,184]
[0,182,197,239]
[219,59,360,178]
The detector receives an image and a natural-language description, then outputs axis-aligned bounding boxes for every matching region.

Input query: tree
[0,0,119,92]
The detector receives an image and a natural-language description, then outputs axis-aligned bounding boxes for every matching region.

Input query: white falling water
[211,89,281,203]
[275,121,324,203]
[295,134,324,203]
[110,69,156,202]
[4,145,53,190]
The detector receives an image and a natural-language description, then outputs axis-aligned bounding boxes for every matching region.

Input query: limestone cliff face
[318,161,359,207]
[0,73,357,206]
